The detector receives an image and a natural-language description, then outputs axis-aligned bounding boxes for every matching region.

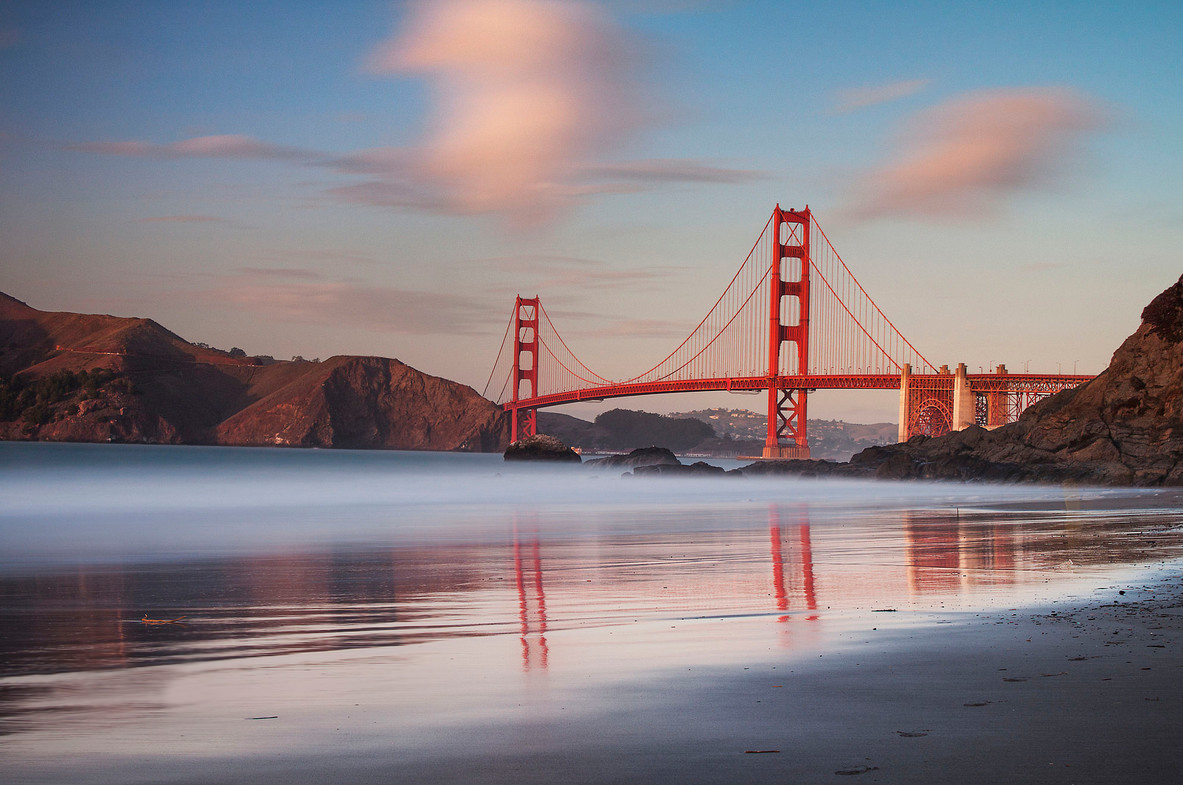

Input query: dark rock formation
[0,292,510,451]
[740,274,1183,486]
[503,433,582,462]
[632,460,728,477]
[584,446,680,469]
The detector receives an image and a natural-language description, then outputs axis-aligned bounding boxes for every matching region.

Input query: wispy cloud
[830,79,930,114]
[480,254,680,291]
[232,267,324,280]
[318,148,764,211]
[71,134,314,161]
[198,270,499,336]
[68,2,760,229]
[598,317,688,339]
[580,159,765,185]
[139,214,227,223]
[844,87,1108,220]
[365,0,646,227]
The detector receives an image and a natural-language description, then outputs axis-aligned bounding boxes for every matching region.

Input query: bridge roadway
[504,372,1096,412]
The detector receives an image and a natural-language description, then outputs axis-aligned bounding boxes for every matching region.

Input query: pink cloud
[846,87,1108,219]
[365,0,646,227]
[72,134,312,161]
[830,79,931,114]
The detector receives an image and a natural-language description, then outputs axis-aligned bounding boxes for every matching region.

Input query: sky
[1,0,1181,424]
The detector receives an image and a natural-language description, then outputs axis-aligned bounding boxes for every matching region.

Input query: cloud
[845,87,1108,219]
[139,214,227,223]
[201,271,499,335]
[365,0,646,226]
[580,159,766,185]
[71,134,314,161]
[480,254,679,291]
[830,79,930,114]
[68,3,759,229]
[232,267,324,280]
[597,317,688,339]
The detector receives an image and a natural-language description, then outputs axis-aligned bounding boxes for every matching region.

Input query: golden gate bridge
[484,205,1093,458]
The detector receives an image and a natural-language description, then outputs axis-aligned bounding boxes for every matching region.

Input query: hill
[0,292,509,451]
[537,406,897,460]
[746,274,1183,486]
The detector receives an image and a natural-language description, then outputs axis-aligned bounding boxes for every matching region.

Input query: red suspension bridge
[484,205,1093,458]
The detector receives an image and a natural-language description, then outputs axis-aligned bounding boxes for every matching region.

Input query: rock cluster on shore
[502,433,582,462]
[746,274,1183,486]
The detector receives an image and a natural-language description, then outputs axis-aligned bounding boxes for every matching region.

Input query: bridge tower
[764,205,812,459]
[511,295,539,442]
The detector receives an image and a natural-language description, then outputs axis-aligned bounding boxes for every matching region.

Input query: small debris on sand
[835,765,880,775]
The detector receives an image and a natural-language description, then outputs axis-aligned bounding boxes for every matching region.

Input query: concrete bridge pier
[897,363,912,444]
[951,363,975,431]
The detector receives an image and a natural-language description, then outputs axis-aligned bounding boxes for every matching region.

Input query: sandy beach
[6,563,1183,784]
[4,447,1183,784]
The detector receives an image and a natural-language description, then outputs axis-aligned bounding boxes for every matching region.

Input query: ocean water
[2,442,1182,782]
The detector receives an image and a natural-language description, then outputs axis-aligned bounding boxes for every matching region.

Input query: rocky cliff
[752,275,1183,486]
[0,292,509,451]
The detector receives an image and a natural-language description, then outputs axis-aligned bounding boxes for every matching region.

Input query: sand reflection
[3,498,1183,737]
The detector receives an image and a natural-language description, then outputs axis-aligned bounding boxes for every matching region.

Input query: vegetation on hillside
[0,368,131,425]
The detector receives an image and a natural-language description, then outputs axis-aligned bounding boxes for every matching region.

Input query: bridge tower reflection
[769,505,818,623]
[512,521,549,671]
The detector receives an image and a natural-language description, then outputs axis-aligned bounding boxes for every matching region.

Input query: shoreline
[7,560,1183,784]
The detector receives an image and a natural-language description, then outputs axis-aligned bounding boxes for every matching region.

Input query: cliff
[0,292,509,451]
[750,275,1183,486]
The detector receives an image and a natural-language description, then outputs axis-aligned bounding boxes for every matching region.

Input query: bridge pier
[763,387,810,459]
[951,363,975,431]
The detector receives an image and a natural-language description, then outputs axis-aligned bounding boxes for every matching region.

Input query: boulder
[503,433,582,462]
[584,446,681,469]
[631,460,727,477]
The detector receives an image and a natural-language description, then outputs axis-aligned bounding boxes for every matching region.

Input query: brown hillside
[216,356,508,451]
[0,293,509,451]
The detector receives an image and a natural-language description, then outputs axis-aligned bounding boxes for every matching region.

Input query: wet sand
[4,446,1183,784]
[5,565,1183,784]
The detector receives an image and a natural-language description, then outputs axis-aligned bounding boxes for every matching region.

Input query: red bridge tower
[512,296,539,440]
[764,205,811,459]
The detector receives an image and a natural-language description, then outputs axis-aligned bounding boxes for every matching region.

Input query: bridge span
[486,206,1093,457]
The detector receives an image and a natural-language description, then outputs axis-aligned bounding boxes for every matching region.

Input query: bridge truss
[485,205,1092,455]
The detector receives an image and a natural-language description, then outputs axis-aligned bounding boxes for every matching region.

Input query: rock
[734,274,1183,486]
[503,433,582,462]
[584,446,680,469]
[845,275,1183,486]
[632,460,727,477]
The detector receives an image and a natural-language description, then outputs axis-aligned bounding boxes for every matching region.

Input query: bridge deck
[504,373,1094,412]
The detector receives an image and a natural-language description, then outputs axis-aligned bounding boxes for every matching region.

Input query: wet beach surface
[2,443,1182,783]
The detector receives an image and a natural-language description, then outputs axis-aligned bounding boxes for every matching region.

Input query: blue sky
[2,1,1181,423]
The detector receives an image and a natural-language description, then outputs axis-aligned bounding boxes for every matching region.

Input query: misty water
[3,441,1183,781]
